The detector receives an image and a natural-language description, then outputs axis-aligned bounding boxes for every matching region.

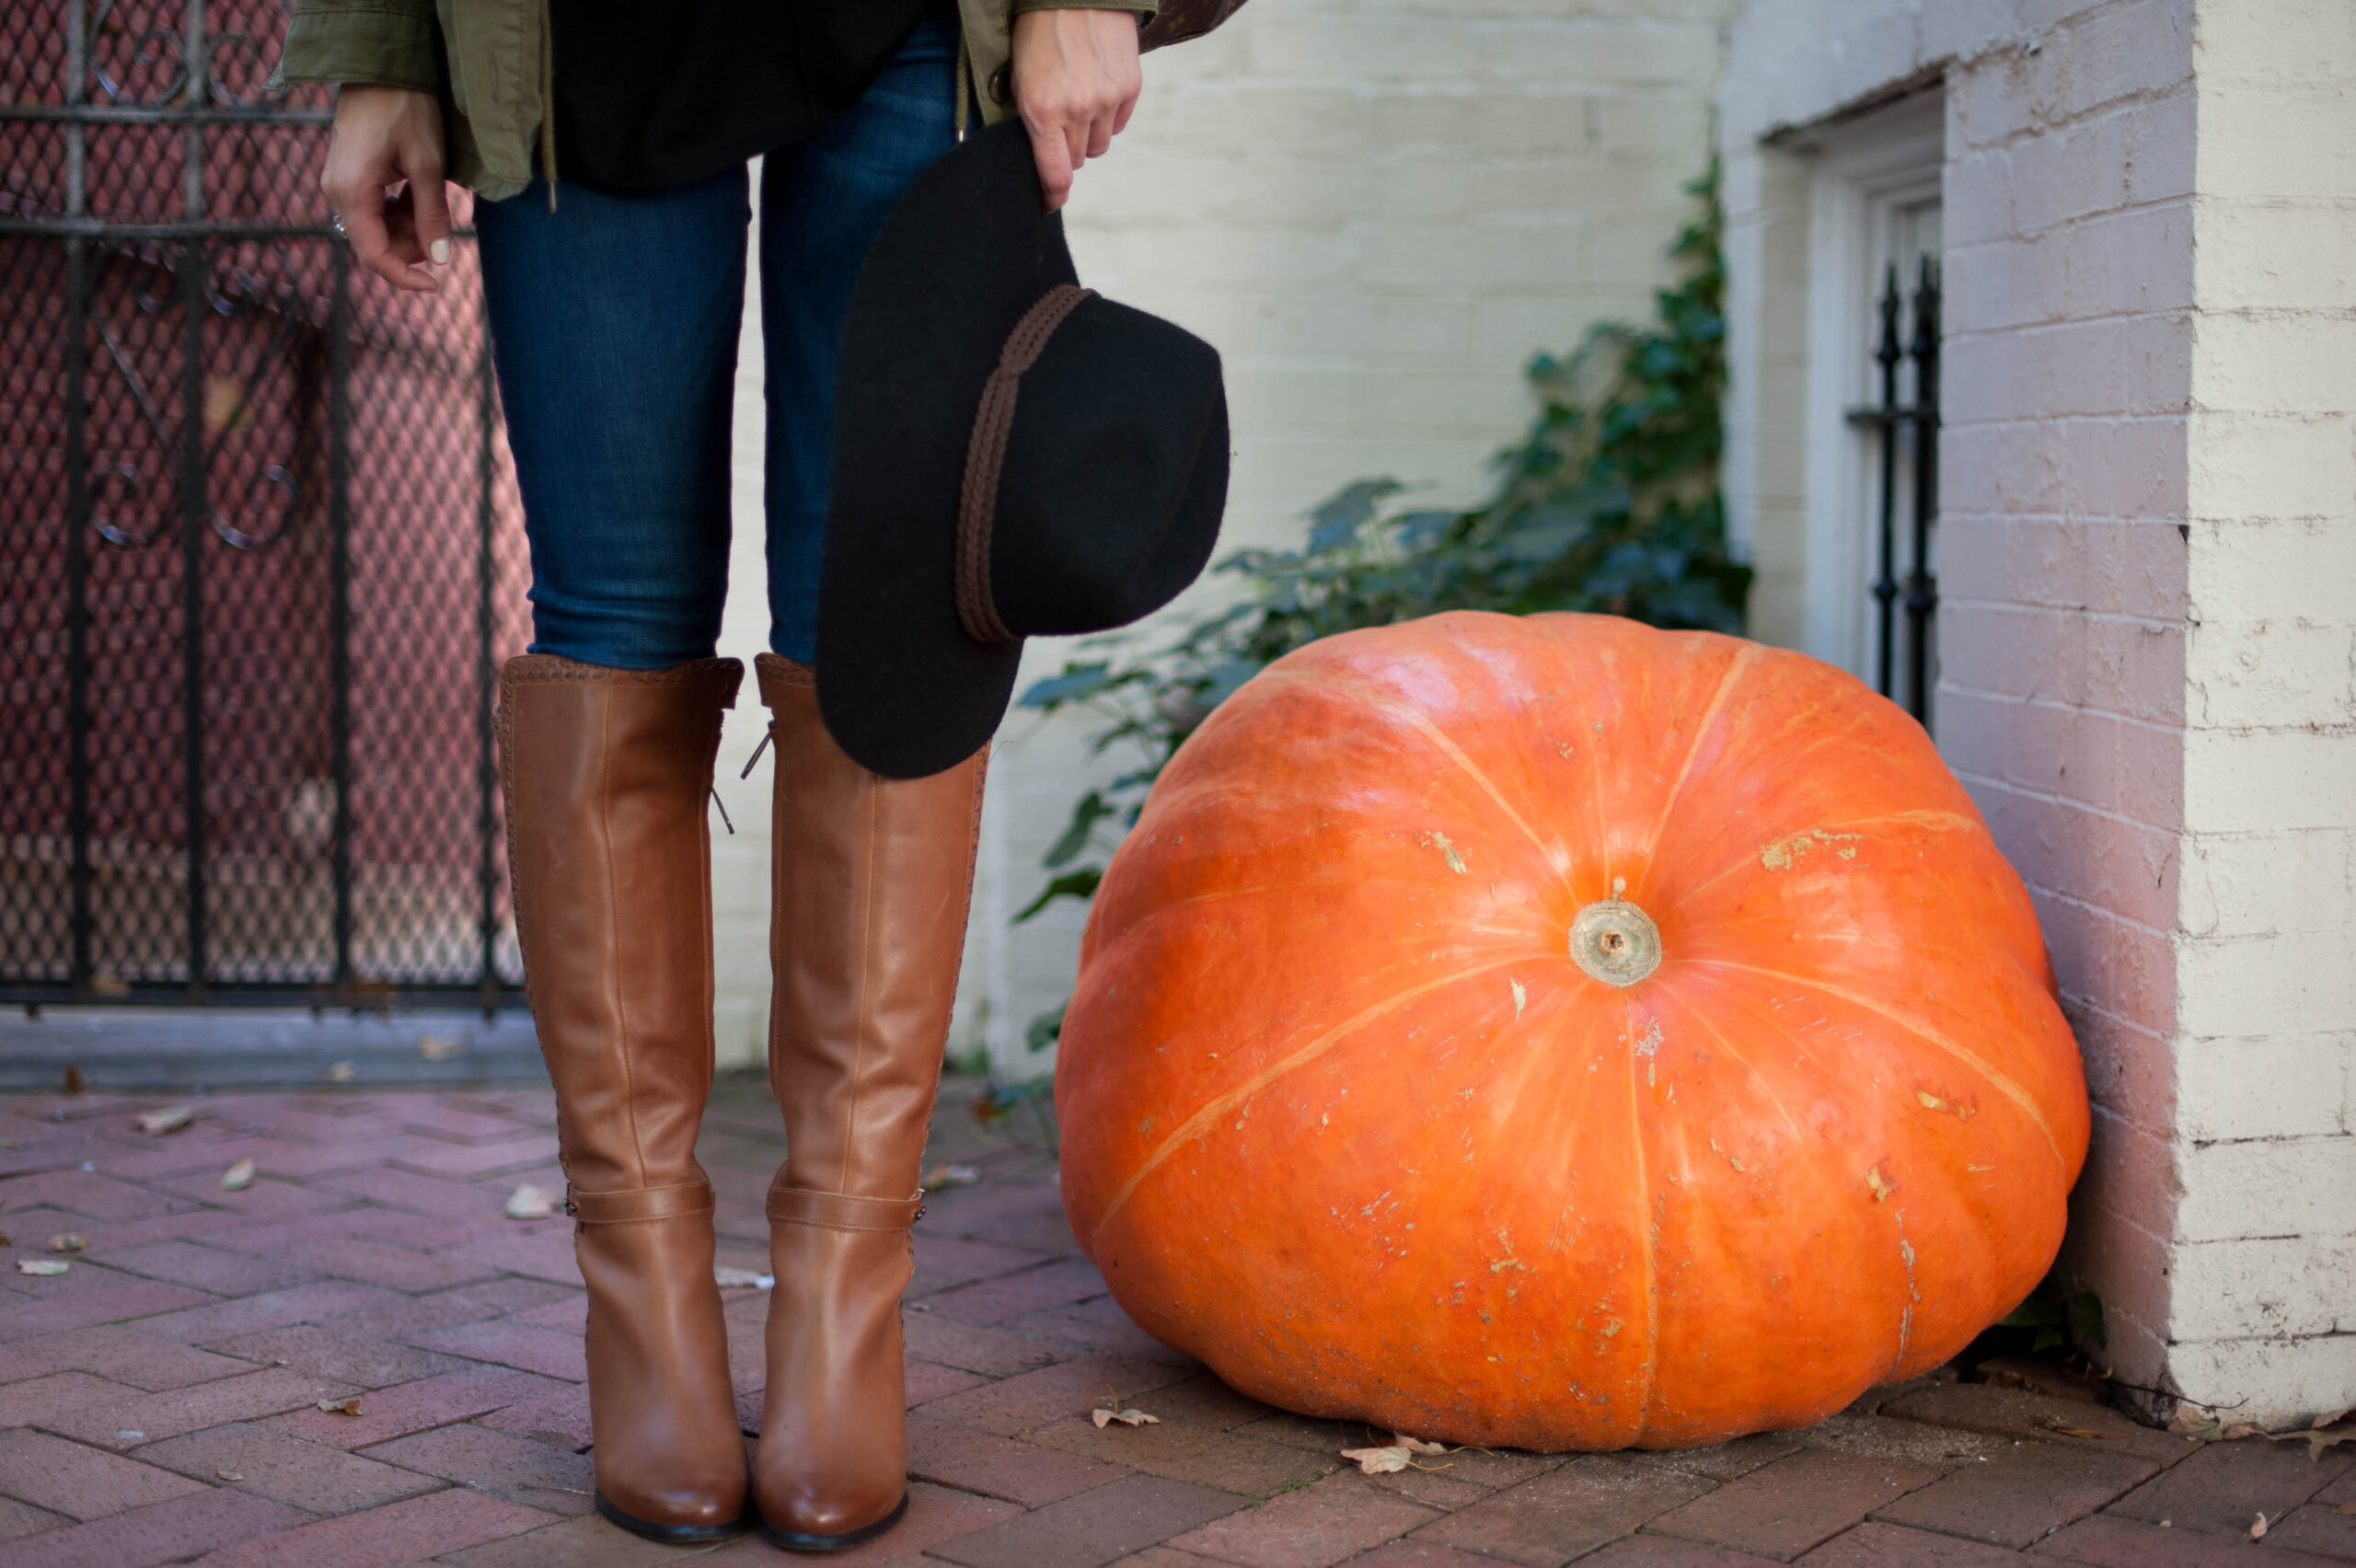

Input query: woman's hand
[1011,8,1144,213]
[322,85,452,292]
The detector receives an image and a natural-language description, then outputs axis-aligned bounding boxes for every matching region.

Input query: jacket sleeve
[1138,0,1245,52]
[269,0,443,92]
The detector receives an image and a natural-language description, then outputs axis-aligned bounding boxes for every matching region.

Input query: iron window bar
[1845,255,1941,731]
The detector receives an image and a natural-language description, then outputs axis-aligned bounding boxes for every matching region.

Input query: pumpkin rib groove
[1639,640,1761,876]
[1685,958,2063,1166]
[1669,807,1985,905]
[1090,952,1533,1245]
[1585,712,1617,898]
[1622,991,1662,1447]
[1254,667,1561,873]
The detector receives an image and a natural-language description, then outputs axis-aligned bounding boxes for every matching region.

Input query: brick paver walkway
[1,1078,2349,1566]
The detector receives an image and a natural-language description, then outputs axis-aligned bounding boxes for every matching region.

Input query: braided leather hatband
[954,283,1098,645]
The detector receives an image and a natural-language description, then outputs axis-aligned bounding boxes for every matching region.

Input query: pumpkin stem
[1568,900,1662,986]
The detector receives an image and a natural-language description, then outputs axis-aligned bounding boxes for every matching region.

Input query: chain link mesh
[1,0,530,1006]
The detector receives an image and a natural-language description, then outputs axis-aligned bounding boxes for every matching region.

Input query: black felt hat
[816,119,1230,779]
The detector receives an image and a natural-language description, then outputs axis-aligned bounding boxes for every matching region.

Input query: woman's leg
[477,173,755,1544]
[479,168,750,667]
[746,18,979,1553]
[758,15,960,663]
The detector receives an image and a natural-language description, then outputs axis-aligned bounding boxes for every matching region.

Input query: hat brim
[816,121,1076,780]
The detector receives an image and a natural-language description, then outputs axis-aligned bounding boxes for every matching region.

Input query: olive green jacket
[273,0,1247,202]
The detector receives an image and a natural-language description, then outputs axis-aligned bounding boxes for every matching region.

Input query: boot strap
[566,1180,715,1226]
[766,1183,923,1232]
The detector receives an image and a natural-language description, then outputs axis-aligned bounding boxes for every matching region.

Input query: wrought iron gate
[1,0,530,1009]
[1849,256,1941,730]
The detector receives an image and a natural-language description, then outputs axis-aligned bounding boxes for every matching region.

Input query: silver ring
[330,212,347,237]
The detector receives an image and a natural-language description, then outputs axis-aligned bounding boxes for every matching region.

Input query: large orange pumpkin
[1057,611,2088,1450]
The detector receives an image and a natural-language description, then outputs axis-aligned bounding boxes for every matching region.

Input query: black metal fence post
[62,0,96,998]
[328,238,355,996]
[178,240,211,996]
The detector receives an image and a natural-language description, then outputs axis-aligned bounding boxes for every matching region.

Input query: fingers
[410,162,454,268]
[338,186,430,292]
[322,85,446,292]
[1027,118,1077,212]
[381,184,424,267]
[1012,7,1144,212]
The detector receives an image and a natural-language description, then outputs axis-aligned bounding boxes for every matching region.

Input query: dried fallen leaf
[317,1398,362,1416]
[1341,1445,1414,1474]
[713,1267,774,1289]
[133,1105,196,1136]
[325,1060,358,1084]
[418,1033,469,1063]
[47,1233,86,1253]
[0,1232,10,1247]
[1395,1435,1450,1455]
[1091,1406,1159,1429]
[919,1163,981,1191]
[2220,1422,2267,1441]
[214,1467,244,1482]
[2166,1402,2221,1438]
[62,1065,86,1093]
[2250,1511,2269,1540]
[87,971,129,999]
[2048,1426,2119,1440]
[2338,1502,2356,1516]
[219,1159,256,1192]
[17,1259,68,1276]
[502,1184,559,1220]
[2316,1410,2351,1430]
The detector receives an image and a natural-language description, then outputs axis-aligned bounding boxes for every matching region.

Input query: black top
[552,0,952,191]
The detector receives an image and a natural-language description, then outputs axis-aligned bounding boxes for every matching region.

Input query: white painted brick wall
[1721,0,2355,1425]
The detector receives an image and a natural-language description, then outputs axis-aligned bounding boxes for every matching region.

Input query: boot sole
[595,1490,754,1544]
[756,1491,910,1552]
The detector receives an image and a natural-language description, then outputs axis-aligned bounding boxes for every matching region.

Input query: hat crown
[986,298,1228,640]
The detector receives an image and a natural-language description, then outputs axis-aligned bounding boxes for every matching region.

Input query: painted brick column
[1722,0,2351,1424]
[2161,0,2356,1414]
[1933,0,2203,1418]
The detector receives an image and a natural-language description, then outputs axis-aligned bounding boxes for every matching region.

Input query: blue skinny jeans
[475,17,958,669]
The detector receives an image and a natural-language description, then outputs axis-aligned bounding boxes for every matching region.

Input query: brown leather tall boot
[497,654,752,1544]
[750,653,987,1551]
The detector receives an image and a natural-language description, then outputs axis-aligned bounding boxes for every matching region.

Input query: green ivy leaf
[1045,791,1116,869]
[1025,1004,1066,1054]
[1014,867,1103,924]
[1019,662,1115,709]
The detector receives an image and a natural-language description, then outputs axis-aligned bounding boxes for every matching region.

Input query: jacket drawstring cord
[953,27,969,142]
